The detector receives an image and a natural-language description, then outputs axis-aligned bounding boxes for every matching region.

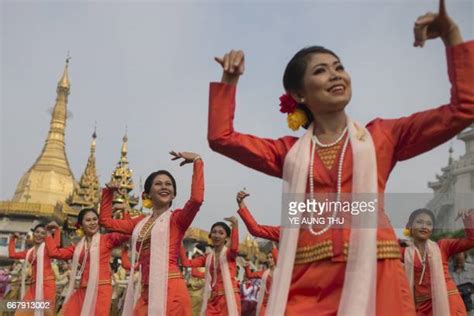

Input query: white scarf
[404,239,449,316]
[200,246,239,316]
[266,118,378,316]
[20,243,45,316]
[63,232,100,316]
[122,210,171,316]
[256,269,270,316]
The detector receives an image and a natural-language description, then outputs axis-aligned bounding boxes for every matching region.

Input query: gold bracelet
[193,156,202,162]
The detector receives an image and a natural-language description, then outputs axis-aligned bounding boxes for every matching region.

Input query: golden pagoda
[109,133,139,217]
[67,130,100,210]
[12,60,76,205]
[0,60,76,238]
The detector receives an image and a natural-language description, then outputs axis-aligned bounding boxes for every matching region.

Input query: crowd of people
[2,0,474,315]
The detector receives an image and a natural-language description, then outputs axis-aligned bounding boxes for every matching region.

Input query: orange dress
[208,41,474,315]
[45,231,129,316]
[401,214,474,316]
[99,159,204,316]
[9,233,60,316]
[181,226,241,316]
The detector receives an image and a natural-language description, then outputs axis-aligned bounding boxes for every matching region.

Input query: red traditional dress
[9,233,60,316]
[99,159,204,316]
[45,230,129,316]
[208,41,474,315]
[402,214,474,316]
[180,225,241,316]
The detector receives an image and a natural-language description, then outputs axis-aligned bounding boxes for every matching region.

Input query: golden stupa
[0,60,76,227]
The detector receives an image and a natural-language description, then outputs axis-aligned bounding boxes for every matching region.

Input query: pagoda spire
[12,58,75,205]
[67,129,100,208]
[110,132,138,209]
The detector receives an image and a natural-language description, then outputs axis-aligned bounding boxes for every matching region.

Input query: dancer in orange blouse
[402,208,474,316]
[9,224,59,316]
[180,217,241,316]
[208,1,473,314]
[99,151,204,316]
[237,191,278,316]
[45,209,129,316]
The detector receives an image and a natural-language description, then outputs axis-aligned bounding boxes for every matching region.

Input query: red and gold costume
[45,231,128,316]
[402,214,474,316]
[8,232,60,316]
[180,225,241,316]
[99,159,204,316]
[208,41,474,315]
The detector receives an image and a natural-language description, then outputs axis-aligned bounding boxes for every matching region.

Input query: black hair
[144,170,177,207]
[209,222,231,238]
[282,46,340,129]
[32,224,46,232]
[406,208,436,229]
[78,208,99,226]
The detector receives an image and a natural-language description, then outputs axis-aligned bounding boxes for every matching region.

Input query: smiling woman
[207,0,474,315]
[98,150,204,316]
[180,216,241,316]
[9,224,59,316]
[402,209,474,315]
[44,210,129,316]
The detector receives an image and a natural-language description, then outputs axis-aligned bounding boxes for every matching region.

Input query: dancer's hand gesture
[236,190,250,208]
[170,151,201,167]
[413,0,462,47]
[215,50,245,86]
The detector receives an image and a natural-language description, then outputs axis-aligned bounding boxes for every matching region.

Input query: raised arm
[8,234,26,259]
[169,152,205,230]
[379,2,473,161]
[439,210,474,257]
[224,216,239,258]
[45,229,75,260]
[236,190,280,241]
[99,187,142,234]
[208,50,296,178]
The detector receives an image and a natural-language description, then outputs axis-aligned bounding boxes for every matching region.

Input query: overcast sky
[1,0,473,237]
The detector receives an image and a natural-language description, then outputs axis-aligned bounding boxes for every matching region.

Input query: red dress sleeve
[8,237,26,259]
[439,212,474,257]
[245,266,264,279]
[105,233,130,249]
[121,249,132,271]
[45,230,75,260]
[208,82,297,178]
[173,160,205,230]
[373,41,474,162]
[238,207,280,242]
[226,224,239,260]
[99,188,144,234]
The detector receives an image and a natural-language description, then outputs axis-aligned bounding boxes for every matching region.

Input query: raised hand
[46,221,60,231]
[413,0,462,48]
[215,50,245,86]
[170,151,201,167]
[236,190,250,208]
[11,232,21,240]
[224,216,238,227]
[105,181,121,191]
[456,209,474,221]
